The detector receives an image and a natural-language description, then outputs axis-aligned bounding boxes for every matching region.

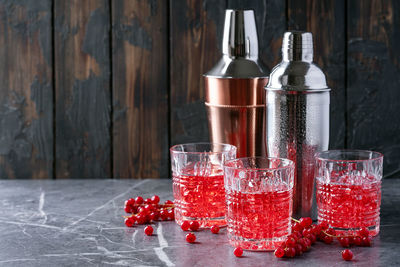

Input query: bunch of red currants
[124,195,174,227]
[274,217,372,261]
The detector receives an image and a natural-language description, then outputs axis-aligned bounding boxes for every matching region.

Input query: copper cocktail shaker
[204,9,269,158]
[265,32,330,219]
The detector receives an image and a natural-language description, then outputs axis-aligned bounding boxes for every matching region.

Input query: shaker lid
[204,9,269,79]
[266,31,330,91]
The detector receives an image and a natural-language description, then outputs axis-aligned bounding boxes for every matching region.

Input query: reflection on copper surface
[205,77,268,158]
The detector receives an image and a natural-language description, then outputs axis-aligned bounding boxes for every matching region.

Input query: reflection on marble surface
[0,179,399,266]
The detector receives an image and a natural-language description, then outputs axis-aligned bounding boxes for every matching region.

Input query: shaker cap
[266,31,330,91]
[204,9,269,79]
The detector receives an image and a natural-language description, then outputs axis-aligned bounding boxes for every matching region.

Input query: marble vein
[38,190,48,224]
[42,251,135,257]
[132,229,138,245]
[154,222,175,267]
[101,260,158,267]
[19,224,33,238]
[0,259,37,263]
[0,219,62,230]
[64,180,149,231]
[98,233,136,250]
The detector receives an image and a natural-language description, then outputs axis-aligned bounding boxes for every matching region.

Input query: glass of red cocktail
[224,157,295,251]
[170,143,237,228]
[315,150,383,236]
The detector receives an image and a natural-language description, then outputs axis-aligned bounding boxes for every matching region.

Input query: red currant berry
[124,198,135,213]
[135,196,144,205]
[181,221,190,231]
[149,211,159,222]
[160,209,169,220]
[151,195,160,204]
[304,237,312,247]
[189,221,200,231]
[136,214,147,225]
[338,236,350,247]
[293,231,303,239]
[233,247,243,257]
[299,217,313,228]
[167,209,175,220]
[325,228,336,236]
[361,236,372,247]
[311,224,321,235]
[144,198,152,204]
[285,247,296,258]
[322,235,333,244]
[348,236,354,245]
[306,233,317,244]
[300,242,309,252]
[125,198,135,205]
[353,236,362,246]
[287,232,299,242]
[341,249,353,261]
[143,204,153,212]
[358,227,369,237]
[144,225,153,236]
[285,237,296,247]
[131,206,138,214]
[292,222,303,232]
[295,243,303,256]
[186,233,196,243]
[124,217,135,227]
[211,225,220,234]
[274,247,285,258]
[319,221,329,230]
[164,200,174,205]
[124,205,132,213]
[302,228,312,237]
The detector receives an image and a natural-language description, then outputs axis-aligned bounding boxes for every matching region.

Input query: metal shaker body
[204,9,269,158]
[265,32,330,218]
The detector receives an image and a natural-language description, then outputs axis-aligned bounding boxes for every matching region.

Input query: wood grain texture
[170,0,226,145]
[288,0,346,149]
[348,0,400,177]
[227,0,286,70]
[54,0,111,178]
[112,0,169,178]
[0,0,53,178]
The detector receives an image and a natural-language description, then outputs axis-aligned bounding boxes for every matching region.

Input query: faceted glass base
[175,212,226,228]
[228,234,287,251]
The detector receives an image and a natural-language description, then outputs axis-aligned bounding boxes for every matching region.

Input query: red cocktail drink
[170,143,236,228]
[224,157,295,250]
[315,150,383,236]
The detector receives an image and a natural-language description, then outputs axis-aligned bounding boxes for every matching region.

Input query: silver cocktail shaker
[204,9,269,158]
[265,31,330,219]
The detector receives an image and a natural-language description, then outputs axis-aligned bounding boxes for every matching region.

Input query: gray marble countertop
[0,179,399,267]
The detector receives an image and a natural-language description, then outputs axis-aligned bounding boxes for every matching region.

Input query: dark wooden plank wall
[0,0,53,178]
[0,0,398,178]
[348,0,400,178]
[112,0,169,178]
[55,0,111,178]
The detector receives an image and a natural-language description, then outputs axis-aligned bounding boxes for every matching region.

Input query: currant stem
[124,204,175,218]
[291,217,300,223]
[290,217,354,239]
[130,203,175,207]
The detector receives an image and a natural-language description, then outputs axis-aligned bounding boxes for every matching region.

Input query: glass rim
[224,157,295,171]
[170,142,237,155]
[315,149,383,163]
